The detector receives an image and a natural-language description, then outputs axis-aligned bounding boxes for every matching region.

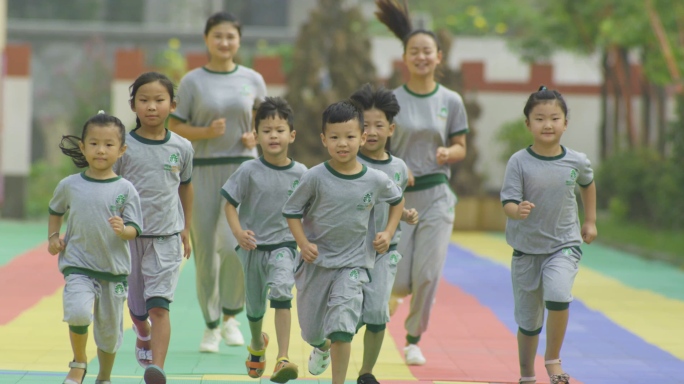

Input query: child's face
[362,108,394,153]
[321,119,366,164]
[132,81,176,129]
[256,116,295,158]
[525,101,567,146]
[78,124,127,172]
[204,22,241,62]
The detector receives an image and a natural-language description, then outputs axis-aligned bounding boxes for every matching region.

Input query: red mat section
[0,243,63,325]
[387,279,582,384]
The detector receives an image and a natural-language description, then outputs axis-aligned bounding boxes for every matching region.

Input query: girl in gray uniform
[375,0,469,365]
[168,11,267,352]
[114,72,194,384]
[283,101,405,384]
[48,112,143,384]
[501,86,597,384]
[222,97,305,383]
[350,84,419,384]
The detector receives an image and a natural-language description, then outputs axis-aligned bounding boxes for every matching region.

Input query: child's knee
[65,308,92,327]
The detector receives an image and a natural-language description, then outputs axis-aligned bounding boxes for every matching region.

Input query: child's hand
[373,231,392,254]
[208,118,226,138]
[48,236,65,255]
[517,201,535,219]
[241,131,257,149]
[236,229,257,251]
[407,168,415,187]
[108,216,126,237]
[181,229,192,259]
[581,221,597,244]
[436,147,450,165]
[402,208,419,225]
[300,242,319,263]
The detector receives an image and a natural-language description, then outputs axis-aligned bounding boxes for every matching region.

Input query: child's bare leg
[330,341,351,384]
[359,328,384,376]
[248,318,265,350]
[274,308,291,359]
[67,329,88,383]
[149,307,170,368]
[544,308,569,375]
[96,349,115,381]
[131,315,151,351]
[517,329,539,379]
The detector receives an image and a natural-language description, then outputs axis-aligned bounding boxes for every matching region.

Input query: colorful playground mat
[0,220,681,383]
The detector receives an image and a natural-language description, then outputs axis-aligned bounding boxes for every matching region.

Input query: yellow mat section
[453,232,684,361]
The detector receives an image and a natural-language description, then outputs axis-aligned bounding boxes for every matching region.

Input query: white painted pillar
[111,49,144,130]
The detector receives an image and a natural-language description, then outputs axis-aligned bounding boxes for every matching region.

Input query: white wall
[111,80,137,130]
[2,77,32,176]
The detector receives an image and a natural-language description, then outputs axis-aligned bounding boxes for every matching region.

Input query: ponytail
[375,0,441,52]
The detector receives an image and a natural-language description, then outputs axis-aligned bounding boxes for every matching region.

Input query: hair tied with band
[97,110,105,115]
[538,85,547,92]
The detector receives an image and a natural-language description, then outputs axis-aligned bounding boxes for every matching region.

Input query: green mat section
[0,220,48,267]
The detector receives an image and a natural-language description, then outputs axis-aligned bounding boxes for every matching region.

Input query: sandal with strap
[245,332,270,378]
[63,361,87,384]
[518,376,536,383]
[133,320,153,368]
[545,359,571,384]
[270,356,299,383]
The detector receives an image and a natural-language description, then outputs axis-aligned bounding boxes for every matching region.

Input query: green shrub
[27,158,78,219]
[495,118,532,164]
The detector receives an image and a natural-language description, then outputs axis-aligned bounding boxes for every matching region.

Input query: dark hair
[349,83,401,124]
[375,0,441,52]
[254,97,294,132]
[204,11,242,36]
[523,85,569,118]
[129,72,175,130]
[59,111,126,168]
[321,100,364,134]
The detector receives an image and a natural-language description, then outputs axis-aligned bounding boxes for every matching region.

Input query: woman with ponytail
[375,0,469,366]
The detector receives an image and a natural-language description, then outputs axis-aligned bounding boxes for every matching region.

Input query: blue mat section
[442,243,684,384]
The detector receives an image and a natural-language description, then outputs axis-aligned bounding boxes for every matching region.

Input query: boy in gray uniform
[48,112,143,384]
[222,97,305,383]
[351,84,418,384]
[283,101,404,384]
[501,86,597,384]
[115,71,194,383]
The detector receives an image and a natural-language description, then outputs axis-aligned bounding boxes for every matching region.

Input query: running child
[375,0,469,365]
[501,86,597,384]
[221,97,305,383]
[48,112,143,384]
[113,72,194,384]
[350,83,418,384]
[283,100,405,384]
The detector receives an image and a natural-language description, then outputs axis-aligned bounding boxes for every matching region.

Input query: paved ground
[0,220,681,384]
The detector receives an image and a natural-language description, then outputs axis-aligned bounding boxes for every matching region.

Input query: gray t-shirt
[171,66,267,160]
[49,173,143,281]
[282,162,404,269]
[113,129,193,237]
[221,157,307,249]
[357,152,409,246]
[501,146,594,254]
[391,84,468,180]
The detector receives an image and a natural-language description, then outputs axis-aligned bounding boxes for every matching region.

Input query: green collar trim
[259,156,295,170]
[130,128,171,145]
[358,151,392,164]
[526,145,567,161]
[202,64,239,75]
[324,161,367,180]
[80,172,121,183]
[403,83,440,98]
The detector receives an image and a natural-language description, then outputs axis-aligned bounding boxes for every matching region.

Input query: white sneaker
[404,344,426,365]
[307,347,331,375]
[199,327,221,353]
[221,318,245,346]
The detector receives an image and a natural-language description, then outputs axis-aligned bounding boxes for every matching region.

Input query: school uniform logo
[110,194,127,213]
[164,153,181,173]
[349,269,360,281]
[356,192,373,211]
[288,180,299,196]
[240,85,252,96]
[275,251,285,261]
[114,282,126,296]
[438,106,448,120]
[393,172,401,185]
[389,253,399,265]
[561,248,573,256]
[566,169,578,186]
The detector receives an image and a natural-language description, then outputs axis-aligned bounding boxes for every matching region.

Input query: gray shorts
[295,262,369,346]
[128,235,183,317]
[63,274,127,353]
[238,246,296,321]
[511,247,581,333]
[362,249,402,326]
